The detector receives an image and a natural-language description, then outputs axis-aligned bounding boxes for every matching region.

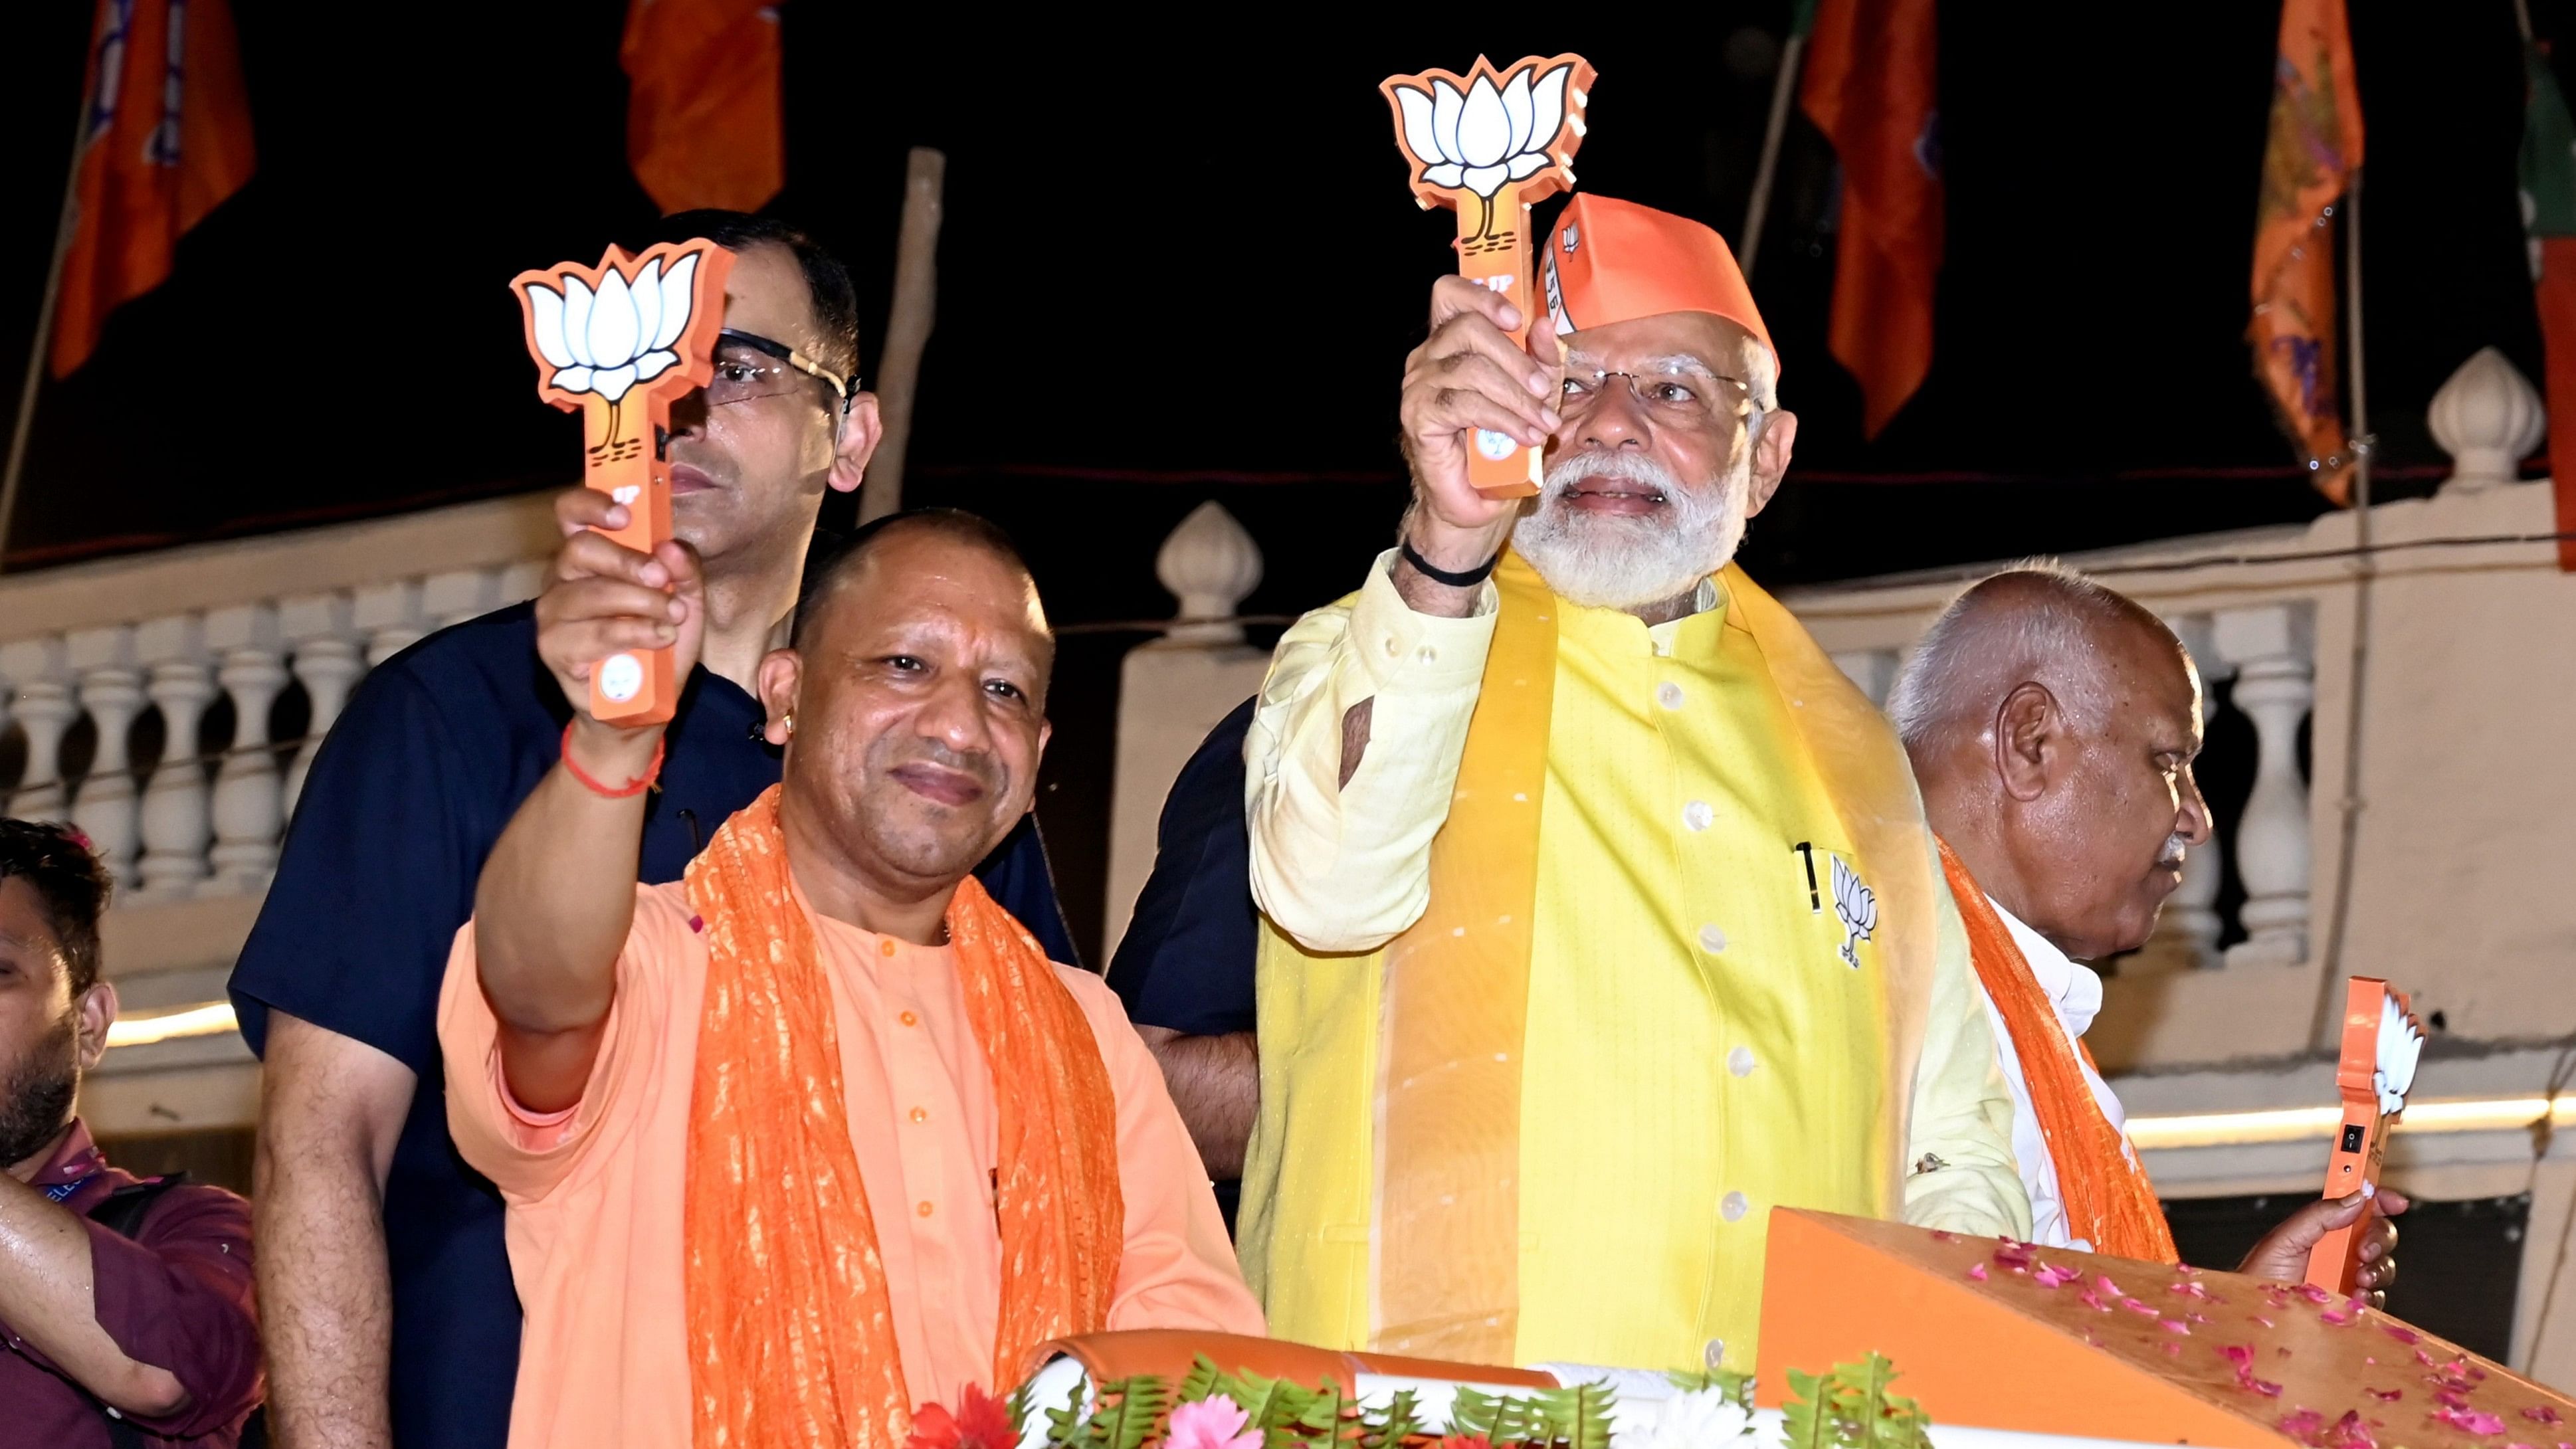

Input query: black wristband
[1399,538,1503,589]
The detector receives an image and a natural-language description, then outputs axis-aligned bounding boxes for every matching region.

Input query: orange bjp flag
[50,0,256,377]
[2250,0,2365,503]
[622,0,783,216]
[1800,0,1943,438]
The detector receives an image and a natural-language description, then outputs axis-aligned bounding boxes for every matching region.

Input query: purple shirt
[0,1120,261,1446]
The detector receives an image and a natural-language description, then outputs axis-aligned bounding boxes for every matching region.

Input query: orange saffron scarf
[681,785,1125,1449]
[1935,837,2175,1263]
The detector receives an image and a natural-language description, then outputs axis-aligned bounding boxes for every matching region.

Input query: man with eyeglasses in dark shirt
[230,212,1079,1449]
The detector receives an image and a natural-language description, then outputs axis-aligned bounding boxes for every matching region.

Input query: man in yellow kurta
[1239,196,2028,1376]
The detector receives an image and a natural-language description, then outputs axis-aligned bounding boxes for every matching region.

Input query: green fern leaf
[1178,1355,1225,1404]
[1361,1388,1423,1449]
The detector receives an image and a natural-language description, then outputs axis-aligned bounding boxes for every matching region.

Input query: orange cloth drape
[1801,0,1943,438]
[2250,0,2365,503]
[1937,838,2175,1262]
[622,0,783,215]
[682,787,1123,1448]
[52,0,255,377]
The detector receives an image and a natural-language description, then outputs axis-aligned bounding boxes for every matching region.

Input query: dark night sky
[0,5,2561,956]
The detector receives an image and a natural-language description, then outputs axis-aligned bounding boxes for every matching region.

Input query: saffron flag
[2250,0,2365,503]
[2520,43,2576,570]
[1799,0,1943,438]
[622,0,783,215]
[51,0,255,378]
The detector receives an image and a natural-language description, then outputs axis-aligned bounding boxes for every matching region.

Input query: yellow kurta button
[1682,801,1713,832]
[1656,682,1684,710]
[1698,923,1728,953]
[1703,1339,1727,1370]
[1721,1191,1749,1222]
[1728,1046,1756,1078]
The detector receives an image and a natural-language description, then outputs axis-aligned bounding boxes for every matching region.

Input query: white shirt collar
[1987,897,2105,1039]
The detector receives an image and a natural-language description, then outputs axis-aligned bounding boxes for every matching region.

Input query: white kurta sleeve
[1898,862,2036,1240]
[1244,548,1498,953]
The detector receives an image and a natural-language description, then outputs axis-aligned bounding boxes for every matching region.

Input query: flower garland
[904,1353,1933,1449]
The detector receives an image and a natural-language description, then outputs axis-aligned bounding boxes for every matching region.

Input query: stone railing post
[135,615,214,900]
[280,593,360,817]
[2213,603,2315,968]
[205,603,287,892]
[355,581,424,667]
[2157,614,2229,968]
[66,626,144,887]
[1103,502,1270,955]
[423,568,495,632]
[1,639,72,819]
[2429,347,2545,495]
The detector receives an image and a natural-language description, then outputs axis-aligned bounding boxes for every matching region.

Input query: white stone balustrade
[2211,602,2314,969]
[2428,346,2545,494]
[0,494,561,929]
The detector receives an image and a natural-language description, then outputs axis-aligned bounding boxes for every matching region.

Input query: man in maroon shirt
[0,820,260,1446]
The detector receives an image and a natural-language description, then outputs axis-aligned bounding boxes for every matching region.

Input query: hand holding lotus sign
[1383,54,1595,498]
[512,241,736,724]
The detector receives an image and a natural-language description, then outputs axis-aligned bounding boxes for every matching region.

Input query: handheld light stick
[1383,54,1597,498]
[512,241,736,725]
[2305,977,2425,1294]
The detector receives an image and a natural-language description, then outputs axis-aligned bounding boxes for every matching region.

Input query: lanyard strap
[43,1172,98,1205]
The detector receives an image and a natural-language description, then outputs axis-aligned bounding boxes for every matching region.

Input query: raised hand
[533,486,706,733]
[1396,276,1562,586]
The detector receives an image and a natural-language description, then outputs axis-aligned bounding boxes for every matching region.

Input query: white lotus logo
[521,252,702,407]
[1391,62,1576,202]
[2373,992,2424,1118]
[1831,854,1877,969]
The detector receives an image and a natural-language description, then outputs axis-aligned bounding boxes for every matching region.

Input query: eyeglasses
[1559,368,1756,429]
[707,328,855,411]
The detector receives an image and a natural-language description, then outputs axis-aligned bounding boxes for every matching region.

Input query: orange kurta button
[898,1011,918,1027]
[910,1107,928,1123]
[880,939,897,957]
[916,1201,935,1218]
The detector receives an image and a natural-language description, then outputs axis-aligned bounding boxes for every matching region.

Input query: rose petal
[1968,1262,1987,1280]
[2366,1388,2402,1402]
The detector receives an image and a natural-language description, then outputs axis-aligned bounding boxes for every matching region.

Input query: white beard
[1512,449,1751,611]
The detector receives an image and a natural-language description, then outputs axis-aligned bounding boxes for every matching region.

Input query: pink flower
[1166,1397,1261,1449]
[1994,1241,2036,1270]
[2320,1296,2367,1327]
[2033,1262,2079,1288]
[2255,1315,2277,1327]
[2383,1325,2421,1345]
[2096,1274,2125,1298]
[2432,1404,2508,1434]
[1967,1262,1988,1281]
[2122,1298,2161,1317]
[2163,1319,2193,1336]
[2221,1345,2255,1369]
[2295,1284,2335,1304]
[2526,1406,2565,1425]
[2280,1408,2326,1438]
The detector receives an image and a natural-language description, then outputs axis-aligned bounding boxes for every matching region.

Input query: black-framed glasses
[710,327,855,411]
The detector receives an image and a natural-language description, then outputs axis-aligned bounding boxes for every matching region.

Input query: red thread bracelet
[559,720,664,798]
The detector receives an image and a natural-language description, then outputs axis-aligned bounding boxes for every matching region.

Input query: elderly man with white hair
[1892,563,2403,1295]
[1237,195,2028,1378]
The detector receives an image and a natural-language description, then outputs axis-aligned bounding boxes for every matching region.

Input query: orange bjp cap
[1541,195,1776,369]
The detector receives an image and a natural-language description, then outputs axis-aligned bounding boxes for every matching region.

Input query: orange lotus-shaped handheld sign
[510,239,735,725]
[1383,53,1596,498]
[1383,54,1594,243]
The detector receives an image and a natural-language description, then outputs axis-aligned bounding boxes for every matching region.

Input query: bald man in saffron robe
[1240,196,2029,1377]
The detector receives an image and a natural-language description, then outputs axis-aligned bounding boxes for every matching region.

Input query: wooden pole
[860,146,946,524]
[1739,31,1807,280]
[1,43,100,577]
[2310,166,2373,1050]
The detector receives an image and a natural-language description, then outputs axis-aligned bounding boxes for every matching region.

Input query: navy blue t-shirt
[227,602,1077,1449]
[1104,696,1260,1225]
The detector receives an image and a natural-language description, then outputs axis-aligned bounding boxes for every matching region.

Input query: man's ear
[74,981,116,1072]
[756,647,803,747]
[1743,408,1797,517]
[1993,681,2061,803]
[827,391,884,495]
